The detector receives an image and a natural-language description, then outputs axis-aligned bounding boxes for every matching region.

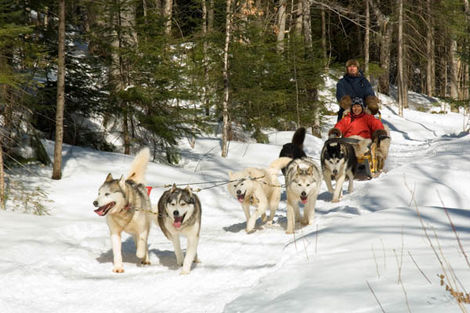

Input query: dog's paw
[245,228,256,234]
[180,269,191,275]
[285,229,294,234]
[331,199,340,203]
[141,260,151,265]
[112,267,125,273]
[266,220,273,225]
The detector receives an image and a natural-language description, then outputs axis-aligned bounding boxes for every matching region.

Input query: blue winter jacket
[336,72,375,103]
[335,72,375,122]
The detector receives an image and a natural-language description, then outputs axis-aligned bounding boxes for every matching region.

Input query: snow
[1,92,470,313]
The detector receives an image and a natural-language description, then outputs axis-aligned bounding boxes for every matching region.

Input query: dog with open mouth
[157,185,202,275]
[282,157,322,234]
[93,148,153,273]
[227,158,287,233]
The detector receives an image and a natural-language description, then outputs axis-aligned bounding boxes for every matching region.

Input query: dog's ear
[105,173,113,182]
[296,166,302,175]
[307,166,313,176]
[185,185,193,196]
[171,183,177,192]
[328,128,342,139]
[118,175,126,190]
[228,171,233,179]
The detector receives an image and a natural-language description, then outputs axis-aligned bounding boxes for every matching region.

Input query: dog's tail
[292,127,306,149]
[127,147,151,184]
[269,157,293,171]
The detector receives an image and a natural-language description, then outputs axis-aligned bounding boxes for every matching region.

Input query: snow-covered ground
[1,92,470,312]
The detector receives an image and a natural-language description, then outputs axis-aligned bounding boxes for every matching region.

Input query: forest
[1,0,470,185]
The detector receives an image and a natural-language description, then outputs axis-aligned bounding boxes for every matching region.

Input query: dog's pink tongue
[237,195,245,203]
[94,208,105,216]
[173,216,183,228]
[301,197,308,204]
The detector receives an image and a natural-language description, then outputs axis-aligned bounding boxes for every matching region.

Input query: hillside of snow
[1,87,470,312]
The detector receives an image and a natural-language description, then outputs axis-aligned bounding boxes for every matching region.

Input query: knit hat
[346,59,360,68]
[352,97,365,108]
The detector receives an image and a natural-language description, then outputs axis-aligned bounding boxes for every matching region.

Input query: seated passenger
[329,97,386,140]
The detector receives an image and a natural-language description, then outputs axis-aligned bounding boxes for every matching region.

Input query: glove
[328,128,342,139]
[365,96,379,115]
[339,95,352,110]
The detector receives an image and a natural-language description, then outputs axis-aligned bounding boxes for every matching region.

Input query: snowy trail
[1,102,469,313]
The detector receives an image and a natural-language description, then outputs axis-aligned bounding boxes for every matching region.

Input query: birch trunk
[321,5,328,71]
[295,0,303,36]
[302,0,312,51]
[397,0,406,117]
[369,0,392,95]
[202,0,210,116]
[52,0,66,180]
[163,0,173,36]
[364,0,370,79]
[276,0,287,53]
[449,39,459,99]
[425,0,434,96]
[221,0,233,158]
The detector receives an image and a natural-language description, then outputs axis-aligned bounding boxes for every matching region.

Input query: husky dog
[157,185,202,275]
[227,159,286,233]
[371,127,391,174]
[283,157,322,234]
[279,127,307,175]
[321,139,357,202]
[93,148,152,273]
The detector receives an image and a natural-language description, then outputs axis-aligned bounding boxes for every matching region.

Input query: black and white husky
[320,139,357,202]
[157,185,202,274]
[283,157,322,234]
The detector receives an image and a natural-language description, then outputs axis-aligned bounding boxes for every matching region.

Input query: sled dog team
[93,128,390,274]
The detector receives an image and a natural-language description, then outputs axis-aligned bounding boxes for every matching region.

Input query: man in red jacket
[329,97,386,140]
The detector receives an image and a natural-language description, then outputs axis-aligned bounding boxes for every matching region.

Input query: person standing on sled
[336,59,379,122]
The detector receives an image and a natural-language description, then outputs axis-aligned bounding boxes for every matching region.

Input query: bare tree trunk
[202,0,210,116]
[295,0,303,36]
[276,0,287,53]
[440,47,448,97]
[302,0,312,50]
[397,0,406,117]
[208,0,214,30]
[370,0,392,95]
[163,0,173,35]
[221,0,233,158]
[321,5,328,71]
[425,0,434,96]
[364,0,370,79]
[52,0,66,180]
[449,39,459,99]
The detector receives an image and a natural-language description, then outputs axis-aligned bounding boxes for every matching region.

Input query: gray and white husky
[93,148,152,273]
[283,157,322,234]
[157,185,202,275]
[321,139,357,202]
